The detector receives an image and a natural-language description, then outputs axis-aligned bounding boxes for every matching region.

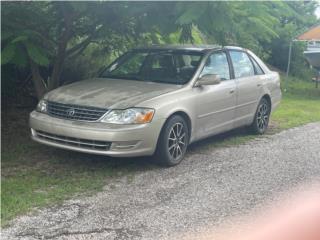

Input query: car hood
[45,78,181,109]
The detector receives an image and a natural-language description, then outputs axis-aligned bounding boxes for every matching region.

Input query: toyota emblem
[66,108,75,116]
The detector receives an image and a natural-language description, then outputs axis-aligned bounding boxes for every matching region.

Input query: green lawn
[272,78,320,129]
[1,116,155,226]
[1,77,319,226]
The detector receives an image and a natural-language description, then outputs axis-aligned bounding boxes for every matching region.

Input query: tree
[265,1,319,77]
[1,2,148,98]
[1,1,319,99]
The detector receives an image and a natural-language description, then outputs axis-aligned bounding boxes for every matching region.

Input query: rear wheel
[250,98,270,134]
[155,115,189,166]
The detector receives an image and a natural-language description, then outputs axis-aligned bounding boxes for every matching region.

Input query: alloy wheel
[167,122,187,161]
[257,102,269,131]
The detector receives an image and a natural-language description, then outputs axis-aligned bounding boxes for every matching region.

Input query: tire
[155,115,189,166]
[250,97,271,134]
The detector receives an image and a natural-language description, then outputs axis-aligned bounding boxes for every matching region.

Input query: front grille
[35,130,111,151]
[47,101,108,121]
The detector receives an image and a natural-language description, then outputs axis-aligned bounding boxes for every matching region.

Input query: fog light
[111,141,140,150]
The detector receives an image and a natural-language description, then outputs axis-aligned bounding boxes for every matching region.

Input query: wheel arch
[170,111,192,138]
[158,110,193,144]
[261,94,272,109]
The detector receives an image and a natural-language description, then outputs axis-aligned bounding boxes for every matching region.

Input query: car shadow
[48,147,158,173]
[188,127,250,151]
[51,126,261,173]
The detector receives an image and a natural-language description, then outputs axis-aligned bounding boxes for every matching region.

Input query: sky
[315,6,320,18]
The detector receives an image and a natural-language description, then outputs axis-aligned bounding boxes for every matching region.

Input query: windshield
[101,50,203,84]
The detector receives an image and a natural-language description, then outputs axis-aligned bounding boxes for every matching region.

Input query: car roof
[133,44,245,53]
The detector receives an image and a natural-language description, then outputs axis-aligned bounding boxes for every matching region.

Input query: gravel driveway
[3,122,320,240]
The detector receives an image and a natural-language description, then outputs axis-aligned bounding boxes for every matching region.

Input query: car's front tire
[155,115,189,166]
[250,97,271,134]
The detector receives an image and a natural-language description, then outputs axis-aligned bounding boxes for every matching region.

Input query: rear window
[250,56,264,75]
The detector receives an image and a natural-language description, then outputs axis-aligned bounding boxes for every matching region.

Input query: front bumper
[29,111,165,157]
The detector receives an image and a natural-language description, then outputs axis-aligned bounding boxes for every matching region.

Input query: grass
[1,113,156,226]
[272,78,320,129]
[1,77,319,226]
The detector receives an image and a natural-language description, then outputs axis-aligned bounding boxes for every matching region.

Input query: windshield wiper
[101,75,141,81]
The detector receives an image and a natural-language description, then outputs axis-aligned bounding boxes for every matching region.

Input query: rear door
[229,50,261,127]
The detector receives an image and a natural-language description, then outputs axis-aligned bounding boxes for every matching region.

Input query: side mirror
[195,74,221,87]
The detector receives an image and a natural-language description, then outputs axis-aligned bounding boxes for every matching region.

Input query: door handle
[229,89,235,94]
[257,83,262,87]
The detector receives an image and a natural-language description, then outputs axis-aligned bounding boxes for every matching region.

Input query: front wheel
[155,115,189,166]
[250,98,271,134]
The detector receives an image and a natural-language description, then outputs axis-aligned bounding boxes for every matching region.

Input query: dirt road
[3,123,320,240]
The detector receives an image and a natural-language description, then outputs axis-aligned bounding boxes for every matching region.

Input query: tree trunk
[48,41,68,90]
[48,7,74,90]
[30,60,47,99]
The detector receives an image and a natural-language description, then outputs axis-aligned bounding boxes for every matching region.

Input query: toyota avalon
[30,45,281,166]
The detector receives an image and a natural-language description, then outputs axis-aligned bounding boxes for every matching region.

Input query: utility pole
[284,40,293,92]
[286,41,293,77]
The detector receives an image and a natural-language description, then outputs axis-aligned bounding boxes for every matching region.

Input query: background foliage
[1,1,319,103]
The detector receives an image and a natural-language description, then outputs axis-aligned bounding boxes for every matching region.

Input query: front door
[194,51,237,139]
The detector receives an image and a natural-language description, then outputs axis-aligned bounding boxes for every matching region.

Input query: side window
[250,57,264,75]
[201,52,230,80]
[229,51,255,78]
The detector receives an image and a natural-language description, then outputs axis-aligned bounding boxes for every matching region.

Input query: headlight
[101,108,155,124]
[36,99,48,113]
